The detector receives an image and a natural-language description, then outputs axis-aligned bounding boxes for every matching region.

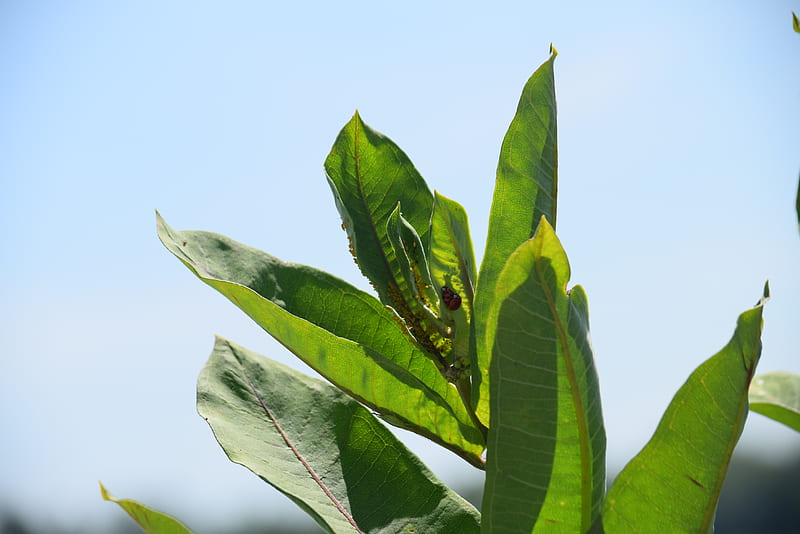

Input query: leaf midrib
[234,345,364,534]
[533,239,591,530]
[352,117,401,298]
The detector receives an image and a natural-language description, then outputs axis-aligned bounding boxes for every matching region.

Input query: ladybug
[441,286,462,311]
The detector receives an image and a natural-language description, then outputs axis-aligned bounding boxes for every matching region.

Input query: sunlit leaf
[99,482,196,534]
[324,111,434,309]
[482,217,605,532]
[157,213,485,467]
[473,47,559,426]
[428,191,477,368]
[602,283,769,533]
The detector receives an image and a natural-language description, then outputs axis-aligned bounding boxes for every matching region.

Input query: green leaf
[428,191,477,368]
[99,482,196,534]
[481,217,606,533]
[386,203,439,311]
[324,111,434,309]
[602,283,769,533]
[198,337,481,534]
[385,203,450,365]
[749,371,800,432]
[795,172,799,232]
[473,47,559,426]
[793,11,799,33]
[157,213,485,467]
[323,113,452,382]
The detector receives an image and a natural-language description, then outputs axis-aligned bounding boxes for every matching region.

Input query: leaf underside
[749,371,800,432]
[157,213,485,466]
[198,336,481,534]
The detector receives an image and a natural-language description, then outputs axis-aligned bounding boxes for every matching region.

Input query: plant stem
[456,375,488,445]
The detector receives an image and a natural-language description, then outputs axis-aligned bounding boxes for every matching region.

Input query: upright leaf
[324,111,434,308]
[199,337,481,534]
[482,217,606,533]
[387,203,439,312]
[100,482,196,534]
[602,284,769,533]
[385,203,450,365]
[473,48,559,426]
[157,213,485,467]
[428,191,477,368]
[749,371,800,432]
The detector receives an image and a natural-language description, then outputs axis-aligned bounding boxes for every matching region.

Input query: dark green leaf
[157,213,485,466]
[602,284,769,533]
[473,48,559,426]
[482,217,605,532]
[324,112,434,308]
[198,337,481,534]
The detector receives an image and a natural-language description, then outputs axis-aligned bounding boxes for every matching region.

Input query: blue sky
[1,1,798,531]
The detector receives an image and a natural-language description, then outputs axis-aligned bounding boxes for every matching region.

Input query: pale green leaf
[749,371,800,432]
[199,337,481,534]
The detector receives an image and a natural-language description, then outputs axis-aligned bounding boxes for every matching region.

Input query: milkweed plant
[102,47,799,534]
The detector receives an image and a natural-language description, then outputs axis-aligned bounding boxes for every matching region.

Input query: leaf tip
[535,214,554,236]
[212,334,234,354]
[99,481,113,502]
[549,43,559,57]
[758,281,770,307]
[155,211,176,248]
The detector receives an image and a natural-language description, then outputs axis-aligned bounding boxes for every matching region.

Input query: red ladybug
[441,286,462,311]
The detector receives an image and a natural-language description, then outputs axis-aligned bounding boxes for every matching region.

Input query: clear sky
[1,1,798,531]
